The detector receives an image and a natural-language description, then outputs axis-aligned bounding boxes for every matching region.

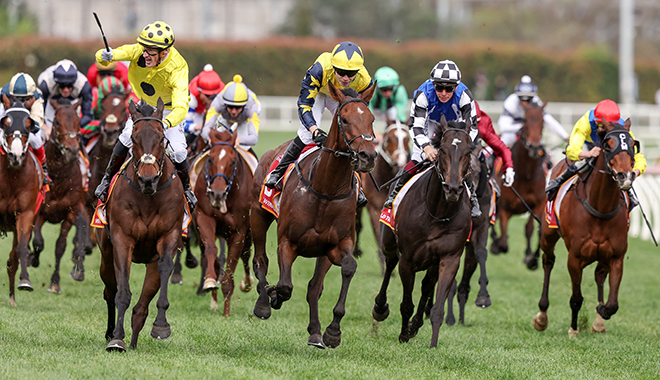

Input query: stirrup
[264,173,282,191]
[471,200,482,218]
[95,176,111,203]
[357,190,368,208]
[184,188,198,211]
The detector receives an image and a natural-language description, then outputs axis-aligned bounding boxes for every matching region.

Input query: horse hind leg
[592,262,608,333]
[239,235,254,293]
[445,280,457,326]
[522,212,540,270]
[48,220,73,294]
[184,235,199,268]
[490,211,511,255]
[567,255,584,338]
[150,240,177,343]
[170,248,184,285]
[373,224,398,321]
[323,253,357,349]
[428,253,461,348]
[71,210,90,282]
[533,223,559,332]
[411,269,436,334]
[596,258,623,325]
[251,207,275,320]
[307,257,332,348]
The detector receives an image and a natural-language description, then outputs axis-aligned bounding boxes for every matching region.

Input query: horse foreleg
[49,219,73,294]
[7,238,19,306]
[491,210,511,254]
[567,254,584,338]
[307,256,332,348]
[220,233,247,316]
[108,240,133,352]
[98,229,116,343]
[412,268,437,333]
[597,257,623,322]
[445,280,457,326]
[473,223,491,308]
[151,236,178,342]
[353,207,363,258]
[131,261,161,349]
[323,247,357,349]
[523,210,541,270]
[30,214,45,267]
[429,253,461,348]
[170,242,184,285]
[184,236,199,269]
[457,244,478,324]
[367,204,386,275]
[398,257,416,343]
[239,233,254,293]
[16,212,34,292]
[273,239,296,310]
[251,206,275,319]
[71,209,90,281]
[373,224,398,321]
[591,261,609,334]
[533,223,559,332]
[197,213,219,291]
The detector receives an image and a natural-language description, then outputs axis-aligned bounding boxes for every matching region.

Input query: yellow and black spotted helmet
[222,75,249,107]
[330,41,364,71]
[137,21,175,49]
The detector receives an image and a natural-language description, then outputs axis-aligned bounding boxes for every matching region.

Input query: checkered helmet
[514,75,538,98]
[430,60,461,84]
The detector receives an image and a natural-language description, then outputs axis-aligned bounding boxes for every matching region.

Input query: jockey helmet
[430,60,461,84]
[331,41,364,71]
[514,75,538,99]
[95,60,117,74]
[9,72,37,97]
[594,99,620,124]
[222,74,248,107]
[137,21,175,49]
[53,59,78,84]
[99,76,125,97]
[198,64,223,96]
[374,66,400,89]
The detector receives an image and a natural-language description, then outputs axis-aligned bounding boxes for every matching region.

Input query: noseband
[205,141,237,194]
[433,128,470,184]
[377,121,408,168]
[1,108,31,157]
[131,116,167,186]
[321,98,374,166]
[601,127,636,179]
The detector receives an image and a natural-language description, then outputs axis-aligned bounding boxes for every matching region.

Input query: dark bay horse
[0,95,42,305]
[251,83,377,348]
[372,117,473,348]
[533,119,637,338]
[31,99,92,293]
[491,103,547,270]
[194,127,254,315]
[96,99,185,351]
[355,119,410,272]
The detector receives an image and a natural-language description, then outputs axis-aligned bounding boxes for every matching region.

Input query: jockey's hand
[312,128,327,147]
[101,48,113,62]
[634,169,641,179]
[423,145,438,161]
[579,146,601,160]
[503,167,515,187]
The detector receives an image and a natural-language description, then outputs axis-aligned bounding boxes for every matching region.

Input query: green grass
[1,131,659,379]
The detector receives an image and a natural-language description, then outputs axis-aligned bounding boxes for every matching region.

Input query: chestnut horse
[31,99,91,293]
[490,103,547,270]
[97,99,185,351]
[0,95,41,305]
[194,126,254,315]
[251,84,377,348]
[372,117,473,348]
[533,119,637,337]
[355,119,410,272]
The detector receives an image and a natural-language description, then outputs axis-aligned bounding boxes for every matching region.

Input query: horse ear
[155,98,164,118]
[1,93,11,110]
[128,99,139,120]
[70,98,81,109]
[623,118,631,131]
[439,113,448,132]
[327,81,344,103]
[359,82,377,103]
[49,98,61,111]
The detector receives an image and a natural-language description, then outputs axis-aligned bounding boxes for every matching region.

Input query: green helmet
[374,66,399,88]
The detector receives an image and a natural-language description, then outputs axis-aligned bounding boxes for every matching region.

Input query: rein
[320,98,374,166]
[205,141,238,194]
[295,157,356,201]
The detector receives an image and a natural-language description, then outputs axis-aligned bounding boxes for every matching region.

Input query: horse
[372,116,473,348]
[0,94,42,305]
[355,119,409,273]
[96,98,185,351]
[193,126,254,315]
[250,83,377,348]
[30,99,92,293]
[533,119,637,338]
[490,102,547,270]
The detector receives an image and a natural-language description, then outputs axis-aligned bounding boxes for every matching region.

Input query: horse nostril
[616,172,627,182]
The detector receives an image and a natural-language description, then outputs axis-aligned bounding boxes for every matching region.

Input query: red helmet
[594,99,620,124]
[197,64,223,95]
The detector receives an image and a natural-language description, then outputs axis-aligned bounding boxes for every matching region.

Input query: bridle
[432,127,471,184]
[377,121,408,168]
[100,95,127,134]
[129,116,169,189]
[205,141,238,194]
[50,111,81,156]
[320,98,374,166]
[0,107,31,157]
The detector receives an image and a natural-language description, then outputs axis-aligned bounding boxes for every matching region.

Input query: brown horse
[96,99,185,351]
[251,83,377,348]
[0,94,42,305]
[355,119,410,272]
[533,119,637,337]
[372,117,473,348]
[194,127,254,315]
[30,99,92,293]
[490,102,547,270]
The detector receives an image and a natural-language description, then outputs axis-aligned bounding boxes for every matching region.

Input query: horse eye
[341,117,348,124]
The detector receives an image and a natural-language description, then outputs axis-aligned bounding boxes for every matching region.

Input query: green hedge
[1,36,658,103]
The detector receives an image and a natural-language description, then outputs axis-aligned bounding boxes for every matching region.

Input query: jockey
[0,72,51,185]
[86,60,130,91]
[498,75,569,150]
[383,60,482,217]
[186,64,225,144]
[264,41,373,207]
[545,99,646,209]
[37,59,94,137]
[474,101,515,189]
[369,66,408,142]
[202,74,260,157]
[93,20,197,211]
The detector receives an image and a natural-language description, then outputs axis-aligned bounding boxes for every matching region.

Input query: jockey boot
[357,187,368,208]
[466,179,482,218]
[627,189,639,212]
[264,138,305,191]
[383,169,414,209]
[94,142,129,203]
[41,161,52,186]
[174,159,198,212]
[545,164,578,201]
[33,145,51,186]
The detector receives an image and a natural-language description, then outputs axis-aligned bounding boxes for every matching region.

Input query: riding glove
[312,128,327,147]
[101,48,114,62]
[503,167,515,187]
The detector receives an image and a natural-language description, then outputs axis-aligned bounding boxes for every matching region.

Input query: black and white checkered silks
[430,60,461,84]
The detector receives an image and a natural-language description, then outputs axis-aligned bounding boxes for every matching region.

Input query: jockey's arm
[629,130,647,175]
[478,110,513,169]
[163,67,189,128]
[543,112,569,141]
[240,96,260,147]
[297,61,323,131]
[79,81,94,128]
[566,113,591,162]
[409,91,431,152]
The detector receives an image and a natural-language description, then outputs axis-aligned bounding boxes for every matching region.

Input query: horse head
[380,120,410,172]
[100,90,129,147]
[520,102,546,159]
[205,126,238,213]
[432,115,472,202]
[49,98,81,163]
[326,82,377,172]
[599,118,636,190]
[1,93,33,168]
[129,98,166,196]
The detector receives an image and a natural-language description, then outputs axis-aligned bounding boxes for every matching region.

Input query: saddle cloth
[190,146,258,194]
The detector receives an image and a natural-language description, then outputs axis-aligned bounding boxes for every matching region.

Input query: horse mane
[341,87,359,98]
[136,102,154,117]
[107,86,125,97]
[55,96,75,106]
[430,120,467,148]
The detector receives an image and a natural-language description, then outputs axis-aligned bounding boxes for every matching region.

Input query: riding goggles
[433,83,456,93]
[335,68,359,78]
[518,95,533,102]
[380,85,395,92]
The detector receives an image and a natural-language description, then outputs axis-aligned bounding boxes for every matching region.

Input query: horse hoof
[47,284,61,294]
[398,331,411,343]
[372,304,390,321]
[591,311,606,334]
[185,255,199,269]
[532,311,548,331]
[203,278,218,292]
[17,279,33,291]
[106,339,126,352]
[170,273,183,285]
[446,314,455,326]
[29,253,40,268]
[70,268,85,282]
[210,298,218,311]
[523,255,538,271]
[475,296,492,308]
[240,275,255,292]
[9,296,16,307]
[307,334,325,349]
[253,303,271,320]
[568,327,579,339]
[151,324,171,340]
[323,330,341,348]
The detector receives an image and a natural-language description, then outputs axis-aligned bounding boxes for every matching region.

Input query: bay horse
[533,119,637,338]
[194,126,254,315]
[490,102,547,270]
[355,119,409,273]
[96,98,185,351]
[0,94,42,305]
[250,83,377,348]
[30,99,92,293]
[372,116,473,348]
